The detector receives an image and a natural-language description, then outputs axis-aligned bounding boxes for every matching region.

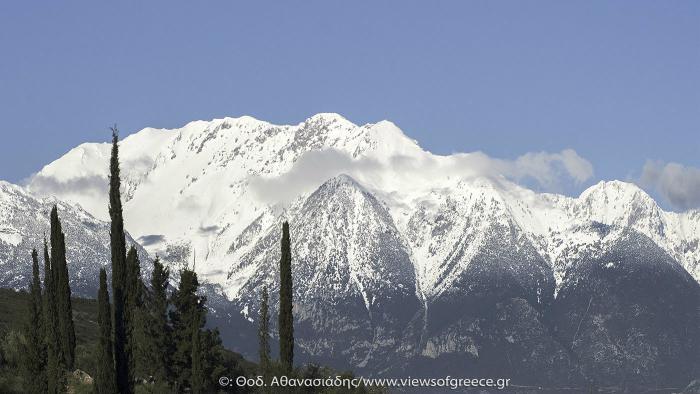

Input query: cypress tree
[125,246,143,317]
[44,240,65,394]
[30,249,44,330]
[96,268,117,394]
[258,286,270,370]
[50,206,76,370]
[24,249,47,393]
[199,328,224,390]
[190,327,204,394]
[125,245,144,378]
[109,127,132,393]
[278,221,294,372]
[170,268,205,390]
[49,209,64,370]
[144,257,171,383]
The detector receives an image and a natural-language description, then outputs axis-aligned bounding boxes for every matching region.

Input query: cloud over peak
[249,147,594,204]
[640,161,700,211]
[502,148,594,188]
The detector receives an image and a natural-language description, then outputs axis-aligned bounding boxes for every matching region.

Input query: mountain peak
[583,179,643,193]
[303,113,355,127]
[573,180,668,242]
[579,180,655,207]
[313,174,369,198]
[326,173,364,188]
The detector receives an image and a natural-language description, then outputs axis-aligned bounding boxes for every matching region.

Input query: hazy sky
[1,2,698,207]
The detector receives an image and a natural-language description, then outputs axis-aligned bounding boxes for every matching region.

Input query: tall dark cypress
[24,249,47,393]
[50,206,76,370]
[278,221,294,372]
[170,268,205,390]
[258,286,271,370]
[96,268,117,394]
[144,258,171,383]
[109,127,132,393]
[30,249,44,328]
[125,246,143,377]
[198,328,223,391]
[190,327,204,394]
[44,239,61,394]
[125,246,143,316]
[43,240,65,394]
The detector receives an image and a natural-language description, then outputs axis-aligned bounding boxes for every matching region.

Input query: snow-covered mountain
[0,181,149,297]
[229,174,422,368]
[5,113,699,386]
[26,113,700,288]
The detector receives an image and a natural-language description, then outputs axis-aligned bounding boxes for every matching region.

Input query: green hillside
[0,288,254,393]
[0,288,384,393]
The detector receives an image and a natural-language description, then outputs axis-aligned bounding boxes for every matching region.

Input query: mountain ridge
[1,113,699,386]
[19,114,700,291]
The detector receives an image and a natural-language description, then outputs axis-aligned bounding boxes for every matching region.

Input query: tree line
[22,206,76,393]
[19,130,231,393]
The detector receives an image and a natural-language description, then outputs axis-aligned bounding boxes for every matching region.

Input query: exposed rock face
[551,231,700,388]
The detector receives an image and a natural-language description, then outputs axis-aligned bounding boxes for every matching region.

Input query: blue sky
[1,2,699,207]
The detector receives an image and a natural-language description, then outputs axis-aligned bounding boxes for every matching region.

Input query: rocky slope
[551,230,700,387]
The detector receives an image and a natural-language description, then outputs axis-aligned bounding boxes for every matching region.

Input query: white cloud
[512,149,594,186]
[248,149,383,203]
[640,161,700,211]
[26,174,107,197]
[248,147,594,204]
[457,148,593,189]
